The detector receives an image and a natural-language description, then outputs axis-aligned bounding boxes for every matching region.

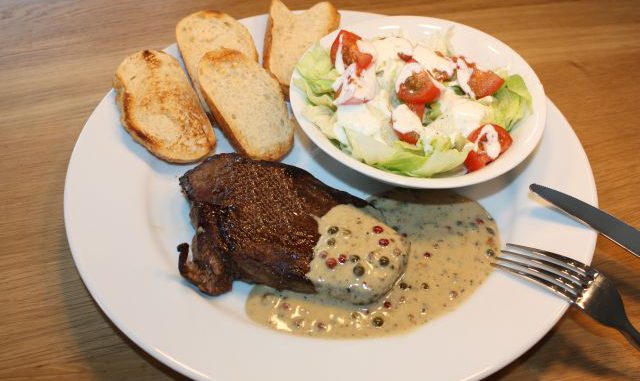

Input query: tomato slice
[355,53,373,72]
[464,150,492,172]
[330,30,359,63]
[330,30,373,74]
[395,130,420,145]
[397,71,440,104]
[464,124,513,172]
[468,70,505,98]
[398,53,413,62]
[467,124,512,153]
[406,102,425,120]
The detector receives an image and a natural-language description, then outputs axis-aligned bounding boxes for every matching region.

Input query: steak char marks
[178,153,367,295]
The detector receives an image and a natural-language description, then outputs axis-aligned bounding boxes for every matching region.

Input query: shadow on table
[488,248,640,380]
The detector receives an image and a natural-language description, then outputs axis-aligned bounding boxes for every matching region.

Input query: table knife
[530,183,640,258]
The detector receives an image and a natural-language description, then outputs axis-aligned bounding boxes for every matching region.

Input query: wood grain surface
[1,0,639,379]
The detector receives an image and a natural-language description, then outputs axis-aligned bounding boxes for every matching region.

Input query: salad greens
[295,44,338,99]
[294,35,532,178]
[487,74,532,131]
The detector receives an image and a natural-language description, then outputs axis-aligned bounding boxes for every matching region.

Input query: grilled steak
[178,153,367,295]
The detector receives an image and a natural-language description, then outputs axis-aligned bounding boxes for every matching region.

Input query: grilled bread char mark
[113,49,216,163]
[178,153,367,295]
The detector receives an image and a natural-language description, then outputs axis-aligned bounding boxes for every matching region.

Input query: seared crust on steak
[178,153,367,295]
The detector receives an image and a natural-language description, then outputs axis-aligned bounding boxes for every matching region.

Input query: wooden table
[2,0,639,379]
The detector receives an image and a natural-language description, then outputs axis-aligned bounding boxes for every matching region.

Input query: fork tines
[493,243,598,302]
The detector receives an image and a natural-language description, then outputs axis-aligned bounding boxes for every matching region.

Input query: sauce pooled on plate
[246,189,498,338]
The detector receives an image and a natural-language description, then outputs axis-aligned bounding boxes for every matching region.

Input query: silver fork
[494,243,640,350]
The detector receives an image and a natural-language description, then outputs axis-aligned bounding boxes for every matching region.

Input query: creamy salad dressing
[332,64,377,105]
[394,62,423,92]
[246,190,498,338]
[297,28,532,178]
[430,88,491,137]
[327,33,495,160]
[392,104,423,134]
[334,34,346,73]
[412,45,456,78]
[475,124,501,159]
[454,59,476,98]
[370,36,413,72]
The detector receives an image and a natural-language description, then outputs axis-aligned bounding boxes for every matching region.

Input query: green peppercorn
[349,254,360,263]
[327,226,339,235]
[372,316,384,327]
[379,256,390,266]
[353,264,365,277]
[327,238,336,246]
[486,248,495,257]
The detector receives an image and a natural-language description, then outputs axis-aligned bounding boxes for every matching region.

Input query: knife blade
[530,183,640,258]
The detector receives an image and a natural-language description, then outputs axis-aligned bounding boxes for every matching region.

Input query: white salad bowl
[290,15,546,189]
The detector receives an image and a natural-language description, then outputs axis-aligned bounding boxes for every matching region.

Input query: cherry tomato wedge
[398,53,414,62]
[464,150,492,172]
[464,124,513,172]
[406,102,425,120]
[354,53,373,72]
[468,70,505,98]
[330,30,359,62]
[330,30,373,74]
[397,71,440,104]
[395,130,420,145]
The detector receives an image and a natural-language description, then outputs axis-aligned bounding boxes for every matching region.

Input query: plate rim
[64,11,597,381]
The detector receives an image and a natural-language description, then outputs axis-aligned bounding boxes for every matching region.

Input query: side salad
[294,29,532,177]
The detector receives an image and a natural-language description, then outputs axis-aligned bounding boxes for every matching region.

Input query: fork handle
[618,318,640,351]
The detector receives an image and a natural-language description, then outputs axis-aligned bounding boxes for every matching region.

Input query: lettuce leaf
[407,136,471,177]
[345,129,471,177]
[294,78,335,109]
[295,43,339,96]
[486,74,532,131]
[302,104,340,139]
[295,42,474,178]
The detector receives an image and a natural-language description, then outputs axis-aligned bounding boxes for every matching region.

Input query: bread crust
[262,4,275,74]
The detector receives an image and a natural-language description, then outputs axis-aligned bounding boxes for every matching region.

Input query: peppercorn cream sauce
[307,204,409,305]
[245,190,498,338]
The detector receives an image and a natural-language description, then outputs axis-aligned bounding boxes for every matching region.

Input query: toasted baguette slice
[113,50,216,163]
[264,0,340,95]
[176,10,258,99]
[198,49,293,161]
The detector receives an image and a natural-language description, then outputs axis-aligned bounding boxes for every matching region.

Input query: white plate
[290,16,547,189]
[64,11,596,381]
